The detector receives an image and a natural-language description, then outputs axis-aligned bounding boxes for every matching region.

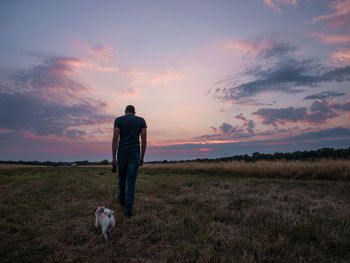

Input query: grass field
[0,161,349,262]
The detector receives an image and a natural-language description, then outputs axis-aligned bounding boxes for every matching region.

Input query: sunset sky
[1,0,350,161]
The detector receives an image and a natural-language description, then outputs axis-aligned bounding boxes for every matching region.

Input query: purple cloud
[0,55,113,138]
[253,107,308,125]
[219,122,237,133]
[252,99,350,126]
[0,92,113,136]
[303,91,346,100]
[64,129,87,139]
[215,37,350,102]
[234,113,255,133]
[196,114,256,141]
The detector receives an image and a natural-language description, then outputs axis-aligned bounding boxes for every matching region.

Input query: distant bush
[99,159,109,165]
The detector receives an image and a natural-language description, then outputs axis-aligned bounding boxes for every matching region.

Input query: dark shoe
[119,200,125,208]
[124,211,132,218]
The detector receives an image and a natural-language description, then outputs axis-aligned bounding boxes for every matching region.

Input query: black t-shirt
[114,114,147,154]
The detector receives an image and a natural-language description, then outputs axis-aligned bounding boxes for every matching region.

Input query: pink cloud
[147,148,210,157]
[331,46,350,65]
[88,45,115,62]
[114,88,139,98]
[150,70,185,84]
[312,0,350,26]
[199,148,214,152]
[14,57,90,105]
[120,68,186,85]
[264,0,274,8]
[224,38,296,59]
[73,40,116,62]
[225,40,263,54]
[310,33,350,44]
[263,0,297,12]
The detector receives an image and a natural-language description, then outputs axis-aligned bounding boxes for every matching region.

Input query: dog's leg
[102,224,109,242]
[95,216,99,228]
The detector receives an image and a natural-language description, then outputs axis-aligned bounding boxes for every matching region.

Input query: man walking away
[112,105,147,218]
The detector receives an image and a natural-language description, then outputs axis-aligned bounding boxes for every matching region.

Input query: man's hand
[112,127,120,171]
[140,128,147,166]
[112,158,117,173]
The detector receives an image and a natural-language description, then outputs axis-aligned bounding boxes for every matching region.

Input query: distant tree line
[0,147,349,166]
[0,159,110,167]
[147,147,350,164]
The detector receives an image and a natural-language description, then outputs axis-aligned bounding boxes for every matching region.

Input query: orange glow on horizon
[148,139,242,147]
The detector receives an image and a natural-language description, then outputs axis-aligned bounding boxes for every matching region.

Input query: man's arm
[112,127,120,166]
[140,128,147,166]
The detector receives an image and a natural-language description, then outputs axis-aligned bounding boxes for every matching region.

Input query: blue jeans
[117,152,140,213]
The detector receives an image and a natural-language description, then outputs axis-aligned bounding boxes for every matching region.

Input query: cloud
[0,92,113,137]
[73,40,116,62]
[303,91,346,100]
[308,33,350,66]
[210,126,218,132]
[0,55,114,138]
[219,123,237,134]
[120,68,186,85]
[252,98,350,126]
[312,0,350,27]
[328,100,350,111]
[215,58,317,100]
[88,45,115,62]
[10,56,119,106]
[225,39,296,59]
[64,129,87,139]
[196,114,256,141]
[331,46,350,65]
[234,113,247,121]
[263,0,274,8]
[234,113,255,133]
[215,56,350,101]
[310,33,350,45]
[196,123,245,141]
[263,0,297,12]
[282,126,350,141]
[253,107,308,125]
[114,88,139,98]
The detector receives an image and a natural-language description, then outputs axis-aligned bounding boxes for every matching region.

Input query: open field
[144,159,350,181]
[0,164,50,170]
[1,161,350,262]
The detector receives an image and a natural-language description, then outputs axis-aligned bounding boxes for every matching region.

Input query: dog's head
[95,206,105,216]
[104,208,114,218]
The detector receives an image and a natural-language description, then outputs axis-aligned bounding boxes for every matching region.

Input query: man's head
[125,105,135,115]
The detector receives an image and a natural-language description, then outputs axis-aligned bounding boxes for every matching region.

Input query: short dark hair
[125,105,135,113]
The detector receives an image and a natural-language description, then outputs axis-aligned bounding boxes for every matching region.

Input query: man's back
[112,105,147,218]
[114,114,147,154]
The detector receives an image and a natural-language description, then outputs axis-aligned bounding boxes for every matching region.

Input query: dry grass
[0,164,48,170]
[144,159,350,181]
[0,164,349,262]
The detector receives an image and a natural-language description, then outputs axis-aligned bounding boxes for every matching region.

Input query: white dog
[94,206,115,241]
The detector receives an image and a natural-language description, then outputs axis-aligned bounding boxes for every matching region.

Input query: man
[112,105,147,218]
